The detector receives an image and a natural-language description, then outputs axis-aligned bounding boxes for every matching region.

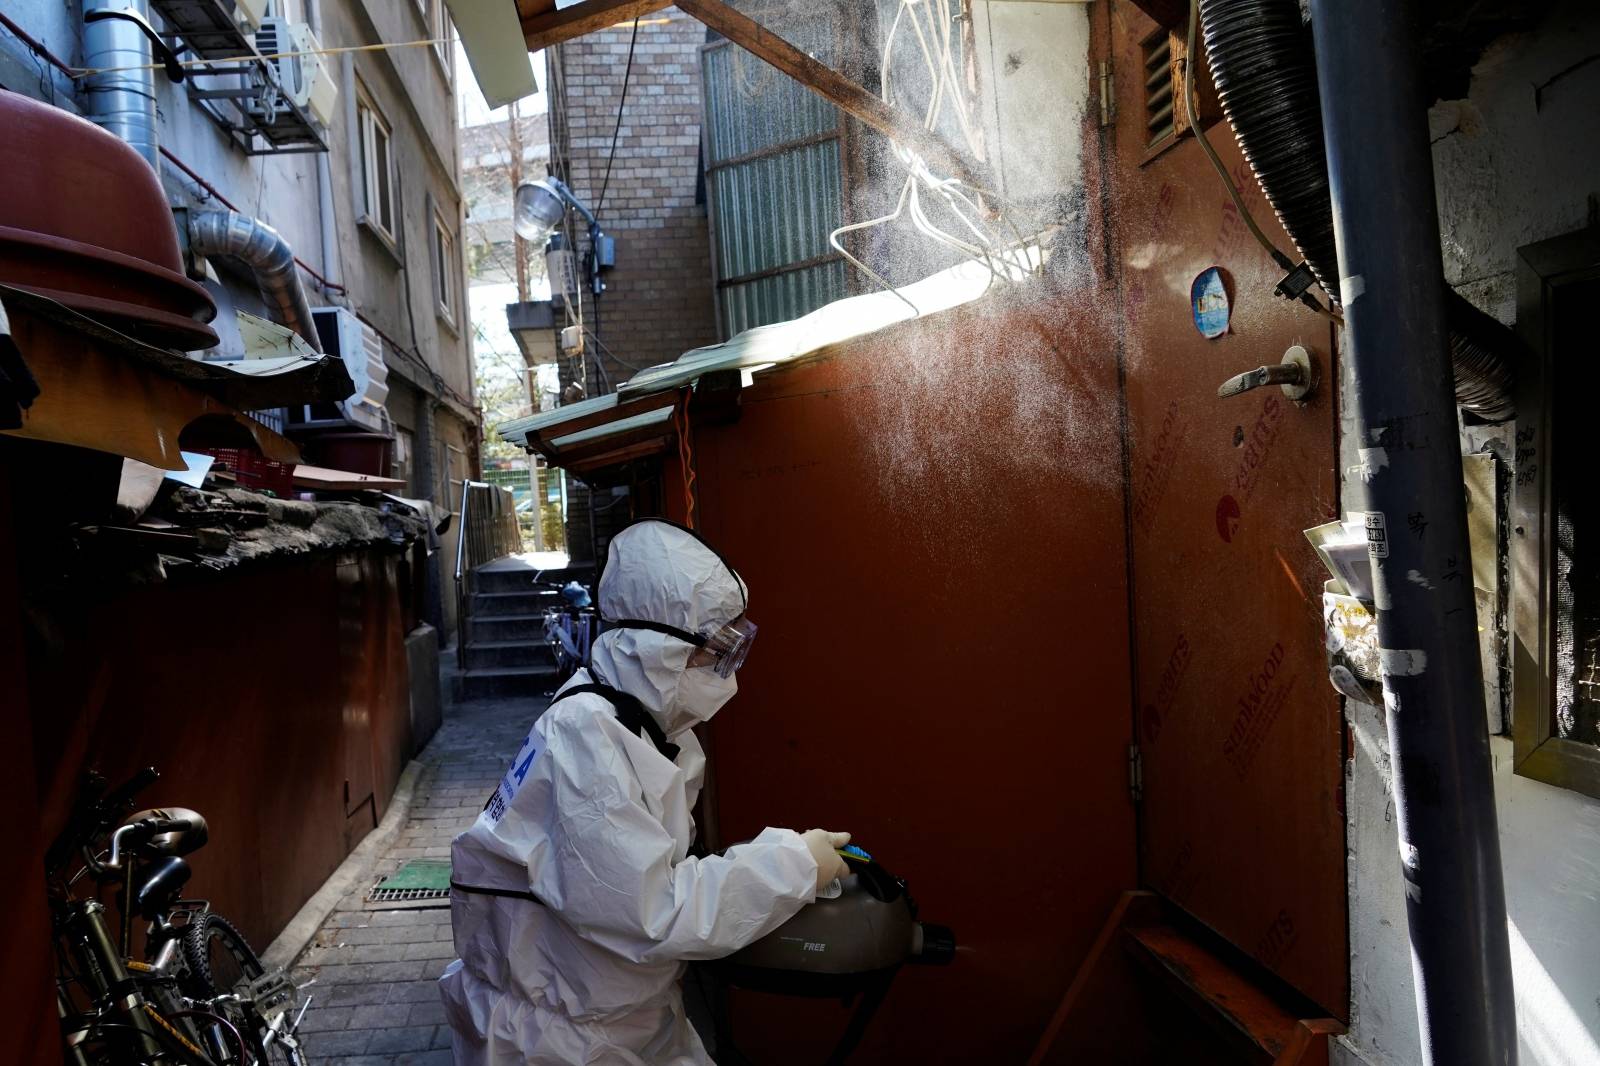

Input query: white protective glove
[800,829,851,893]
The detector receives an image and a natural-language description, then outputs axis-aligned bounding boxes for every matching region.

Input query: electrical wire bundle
[830,0,1039,315]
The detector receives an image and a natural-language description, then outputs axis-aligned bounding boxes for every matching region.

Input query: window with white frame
[430,2,452,71]
[357,91,396,241]
[432,210,456,322]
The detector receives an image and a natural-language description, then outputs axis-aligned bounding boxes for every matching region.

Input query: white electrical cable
[828,0,1041,311]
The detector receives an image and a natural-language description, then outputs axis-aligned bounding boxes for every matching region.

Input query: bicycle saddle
[123,808,209,857]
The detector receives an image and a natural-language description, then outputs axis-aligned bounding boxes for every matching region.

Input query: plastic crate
[202,447,296,497]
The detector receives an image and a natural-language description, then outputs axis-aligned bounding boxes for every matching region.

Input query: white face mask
[671,667,738,731]
[590,630,741,737]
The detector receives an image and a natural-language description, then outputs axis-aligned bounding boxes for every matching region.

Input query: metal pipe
[455,479,485,672]
[189,210,324,352]
[1306,2,1517,1063]
[1198,0,1517,422]
[83,0,159,169]
[317,153,341,294]
[158,147,347,295]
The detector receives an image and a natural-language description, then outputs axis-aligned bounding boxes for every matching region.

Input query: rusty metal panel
[0,463,63,1066]
[1100,0,1346,1018]
[28,554,414,953]
[695,293,1136,1063]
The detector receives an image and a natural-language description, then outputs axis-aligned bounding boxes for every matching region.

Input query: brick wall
[549,9,718,394]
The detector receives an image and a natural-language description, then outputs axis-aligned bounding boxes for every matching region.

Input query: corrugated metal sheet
[702,31,848,338]
[710,141,842,279]
[720,260,848,337]
[703,42,837,163]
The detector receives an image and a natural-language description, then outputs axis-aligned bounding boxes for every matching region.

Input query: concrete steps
[455,665,563,701]
[472,563,594,595]
[469,614,547,643]
[469,640,556,670]
[454,559,596,702]
[471,589,559,616]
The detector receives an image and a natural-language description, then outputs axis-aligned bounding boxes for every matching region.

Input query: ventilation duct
[83,0,159,169]
[189,210,324,353]
[1197,0,1516,422]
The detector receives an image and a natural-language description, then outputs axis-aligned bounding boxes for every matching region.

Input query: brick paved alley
[290,696,541,1065]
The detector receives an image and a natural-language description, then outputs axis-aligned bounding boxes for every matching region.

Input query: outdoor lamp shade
[515,180,566,243]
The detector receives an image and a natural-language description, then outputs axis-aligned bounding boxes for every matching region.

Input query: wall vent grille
[1144,31,1175,146]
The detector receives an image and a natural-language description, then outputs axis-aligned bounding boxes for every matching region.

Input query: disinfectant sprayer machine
[706,846,955,1064]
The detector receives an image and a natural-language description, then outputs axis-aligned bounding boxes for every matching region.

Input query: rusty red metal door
[695,293,1137,1063]
[1097,0,1347,1018]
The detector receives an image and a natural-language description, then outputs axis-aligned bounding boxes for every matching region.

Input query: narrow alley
[290,696,536,1066]
[7,0,1600,1064]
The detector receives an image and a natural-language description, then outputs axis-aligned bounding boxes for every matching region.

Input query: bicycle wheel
[181,914,304,1066]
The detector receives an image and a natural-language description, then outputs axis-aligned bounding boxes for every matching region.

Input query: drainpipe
[1306,2,1516,1064]
[308,0,341,291]
[83,0,159,169]
[317,154,341,295]
[189,211,324,353]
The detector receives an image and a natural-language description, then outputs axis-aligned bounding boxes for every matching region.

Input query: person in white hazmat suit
[440,519,851,1065]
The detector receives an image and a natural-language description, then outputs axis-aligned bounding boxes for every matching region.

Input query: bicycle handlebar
[46,767,159,874]
[107,815,198,870]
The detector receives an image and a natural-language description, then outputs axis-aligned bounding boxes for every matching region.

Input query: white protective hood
[590,520,750,737]
[442,521,815,1066]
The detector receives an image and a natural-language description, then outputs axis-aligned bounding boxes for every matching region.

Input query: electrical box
[546,248,580,308]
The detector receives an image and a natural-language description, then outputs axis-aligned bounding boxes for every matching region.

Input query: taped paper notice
[1381,648,1429,677]
[1366,512,1390,559]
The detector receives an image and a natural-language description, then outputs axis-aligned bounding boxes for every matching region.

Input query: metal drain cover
[366,860,452,908]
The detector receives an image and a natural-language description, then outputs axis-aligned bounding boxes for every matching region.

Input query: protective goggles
[607,615,758,678]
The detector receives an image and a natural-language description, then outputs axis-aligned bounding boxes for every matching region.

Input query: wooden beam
[674,0,990,193]
[520,0,674,52]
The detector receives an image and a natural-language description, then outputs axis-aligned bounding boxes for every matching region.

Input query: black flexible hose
[1198,0,1341,298]
[1197,0,1517,422]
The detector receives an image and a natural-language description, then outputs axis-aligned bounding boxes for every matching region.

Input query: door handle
[1218,345,1317,403]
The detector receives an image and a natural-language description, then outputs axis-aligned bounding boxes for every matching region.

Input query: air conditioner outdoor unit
[251,18,339,129]
[284,307,390,434]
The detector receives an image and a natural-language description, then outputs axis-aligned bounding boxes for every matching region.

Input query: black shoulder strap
[551,683,681,762]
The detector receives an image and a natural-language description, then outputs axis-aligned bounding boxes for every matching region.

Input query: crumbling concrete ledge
[157,485,427,572]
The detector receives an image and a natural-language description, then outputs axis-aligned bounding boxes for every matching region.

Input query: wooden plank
[674,0,991,194]
[520,0,674,51]
[292,464,407,491]
[1027,891,1164,1065]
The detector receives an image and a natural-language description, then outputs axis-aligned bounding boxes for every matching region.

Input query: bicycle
[532,574,595,689]
[49,767,309,1065]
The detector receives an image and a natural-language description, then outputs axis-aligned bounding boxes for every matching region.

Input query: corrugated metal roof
[495,248,1044,453]
[495,392,619,444]
[548,404,675,449]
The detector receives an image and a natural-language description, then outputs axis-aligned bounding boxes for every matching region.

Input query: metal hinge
[1099,60,1115,128]
[1127,742,1143,803]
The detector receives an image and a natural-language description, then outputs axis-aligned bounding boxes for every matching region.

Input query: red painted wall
[695,290,1137,1063]
[27,552,413,960]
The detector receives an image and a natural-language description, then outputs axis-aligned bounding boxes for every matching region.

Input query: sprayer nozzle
[910,923,957,965]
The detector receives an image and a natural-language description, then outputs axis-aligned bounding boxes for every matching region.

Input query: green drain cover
[368,860,452,903]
